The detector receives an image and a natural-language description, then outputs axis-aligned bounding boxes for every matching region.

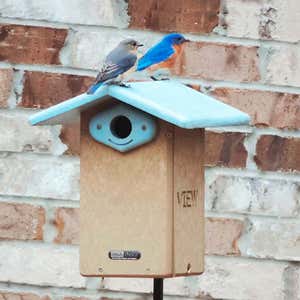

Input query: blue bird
[137,33,190,80]
[87,39,143,94]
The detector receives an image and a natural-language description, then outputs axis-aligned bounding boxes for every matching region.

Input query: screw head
[165,131,173,138]
[187,263,191,273]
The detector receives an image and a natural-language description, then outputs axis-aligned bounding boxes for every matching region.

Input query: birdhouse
[29,81,250,278]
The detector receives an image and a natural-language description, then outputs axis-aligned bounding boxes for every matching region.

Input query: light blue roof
[29,81,250,128]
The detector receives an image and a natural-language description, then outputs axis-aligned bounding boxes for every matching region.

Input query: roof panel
[29,86,110,125]
[29,81,250,128]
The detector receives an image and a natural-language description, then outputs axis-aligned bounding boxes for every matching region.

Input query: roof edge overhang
[29,81,250,128]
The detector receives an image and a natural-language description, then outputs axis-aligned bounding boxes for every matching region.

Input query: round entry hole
[110,115,132,139]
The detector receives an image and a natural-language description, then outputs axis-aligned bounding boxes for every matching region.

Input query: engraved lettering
[176,189,198,208]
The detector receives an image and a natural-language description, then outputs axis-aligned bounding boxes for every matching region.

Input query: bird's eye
[132,42,137,46]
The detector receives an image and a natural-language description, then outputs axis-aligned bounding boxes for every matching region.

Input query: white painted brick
[0,110,67,155]
[239,218,300,261]
[293,266,300,300]
[104,256,287,299]
[0,154,79,200]
[103,277,198,296]
[223,0,262,40]
[206,175,300,217]
[0,0,129,28]
[266,44,300,87]
[224,0,300,42]
[0,242,85,287]
[197,256,286,300]
[104,278,153,294]
[62,28,162,70]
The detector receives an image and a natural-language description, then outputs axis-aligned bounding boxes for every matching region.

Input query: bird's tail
[86,82,103,94]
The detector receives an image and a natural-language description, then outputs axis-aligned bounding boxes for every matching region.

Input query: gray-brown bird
[87,39,143,94]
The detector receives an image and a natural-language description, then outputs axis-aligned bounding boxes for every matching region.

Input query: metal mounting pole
[153,278,164,300]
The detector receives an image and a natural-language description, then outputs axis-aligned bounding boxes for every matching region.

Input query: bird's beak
[183,38,191,43]
[137,43,144,47]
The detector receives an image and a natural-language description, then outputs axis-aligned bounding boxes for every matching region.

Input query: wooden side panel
[173,127,205,275]
[80,108,174,277]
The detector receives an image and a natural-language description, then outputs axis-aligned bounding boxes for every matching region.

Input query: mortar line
[0,150,80,161]
[0,195,79,207]
[204,167,300,181]
[0,61,98,77]
[0,281,150,300]
[205,211,300,222]
[178,77,300,94]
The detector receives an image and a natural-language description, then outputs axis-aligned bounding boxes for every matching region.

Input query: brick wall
[0,1,299,299]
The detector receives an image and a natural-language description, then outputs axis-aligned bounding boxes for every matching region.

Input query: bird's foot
[106,80,130,88]
[150,76,159,81]
[150,76,170,81]
[117,82,131,88]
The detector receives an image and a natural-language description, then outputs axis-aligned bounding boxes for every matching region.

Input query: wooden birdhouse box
[29,81,250,278]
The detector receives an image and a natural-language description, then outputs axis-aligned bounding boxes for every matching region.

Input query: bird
[136,33,190,80]
[87,39,143,94]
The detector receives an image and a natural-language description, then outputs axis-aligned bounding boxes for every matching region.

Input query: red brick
[20,71,94,108]
[212,88,300,130]
[177,42,260,82]
[255,135,300,172]
[52,207,245,256]
[60,123,81,156]
[54,207,79,245]
[128,0,220,33]
[0,292,50,300]
[205,131,248,168]
[205,218,243,256]
[0,202,45,241]
[0,24,67,65]
[0,68,13,107]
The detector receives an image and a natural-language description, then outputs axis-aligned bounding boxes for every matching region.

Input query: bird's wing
[137,42,175,71]
[96,51,137,82]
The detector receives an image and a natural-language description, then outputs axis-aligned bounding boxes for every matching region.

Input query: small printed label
[177,190,198,208]
[109,250,141,260]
